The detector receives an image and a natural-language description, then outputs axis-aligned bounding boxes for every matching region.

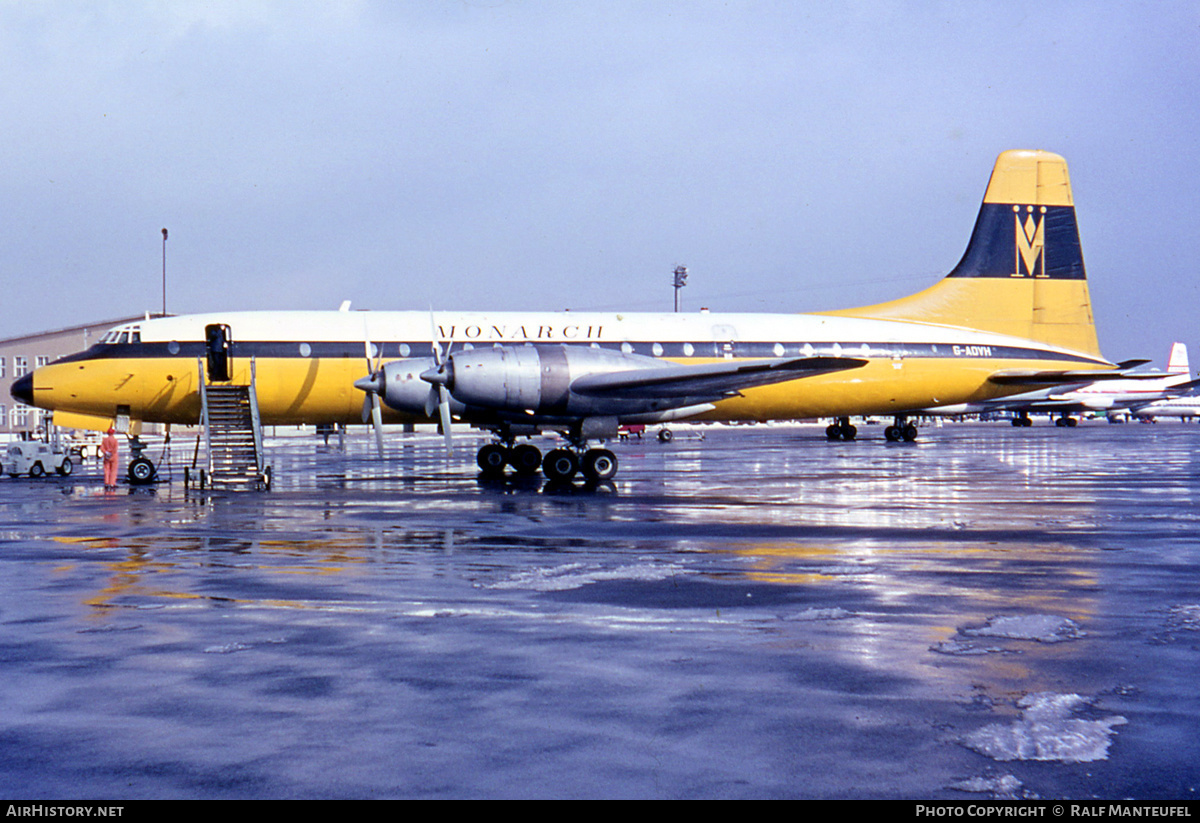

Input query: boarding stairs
[192,358,271,490]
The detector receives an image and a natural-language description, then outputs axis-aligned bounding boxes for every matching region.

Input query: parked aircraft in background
[13,150,1138,481]
[926,342,1196,427]
[1127,391,1200,422]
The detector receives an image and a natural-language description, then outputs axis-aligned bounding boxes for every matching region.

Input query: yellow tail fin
[819,150,1102,358]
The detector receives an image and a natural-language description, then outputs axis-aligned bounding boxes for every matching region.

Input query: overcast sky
[3,1,1197,364]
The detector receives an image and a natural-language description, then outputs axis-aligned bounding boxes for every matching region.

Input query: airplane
[925,342,1198,427]
[1126,390,1200,422]
[11,149,1143,483]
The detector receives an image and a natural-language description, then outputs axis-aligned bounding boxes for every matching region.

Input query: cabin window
[299,343,312,357]
[621,342,633,354]
[652,343,663,357]
[683,342,695,357]
[168,341,181,355]
[399,343,411,357]
[773,343,785,357]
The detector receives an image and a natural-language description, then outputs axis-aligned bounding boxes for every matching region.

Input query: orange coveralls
[101,432,119,487]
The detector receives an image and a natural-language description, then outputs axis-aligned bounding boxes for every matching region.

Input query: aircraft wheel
[885,425,901,442]
[542,448,579,482]
[508,443,543,475]
[477,443,508,474]
[657,428,673,443]
[57,458,73,476]
[842,424,857,441]
[582,448,618,482]
[902,424,918,441]
[29,462,45,478]
[1066,417,1078,427]
[128,457,156,485]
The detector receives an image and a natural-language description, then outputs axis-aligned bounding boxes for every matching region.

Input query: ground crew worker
[101,428,119,489]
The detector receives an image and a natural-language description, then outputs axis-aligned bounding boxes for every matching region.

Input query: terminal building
[0,316,147,436]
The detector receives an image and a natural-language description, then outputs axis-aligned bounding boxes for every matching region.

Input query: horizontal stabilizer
[988,360,1152,386]
[1166,377,1200,394]
[571,356,867,399]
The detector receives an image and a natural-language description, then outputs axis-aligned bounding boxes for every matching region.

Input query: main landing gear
[1011,412,1033,427]
[825,416,920,442]
[476,440,619,483]
[825,417,857,441]
[884,416,919,442]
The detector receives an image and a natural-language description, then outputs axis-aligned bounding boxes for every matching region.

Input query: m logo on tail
[1014,205,1047,277]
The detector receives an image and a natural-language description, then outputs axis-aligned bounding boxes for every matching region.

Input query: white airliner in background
[925,342,1197,427]
[1127,391,1200,422]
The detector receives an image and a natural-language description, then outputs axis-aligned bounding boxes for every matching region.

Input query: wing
[570,356,868,399]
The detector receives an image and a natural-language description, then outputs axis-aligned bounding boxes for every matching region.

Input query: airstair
[190,357,271,490]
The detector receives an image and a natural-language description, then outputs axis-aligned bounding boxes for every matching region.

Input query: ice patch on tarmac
[947,773,1031,800]
[962,614,1084,643]
[483,561,688,592]
[1166,604,1200,630]
[962,693,1126,763]
[931,639,1007,656]
[783,607,853,622]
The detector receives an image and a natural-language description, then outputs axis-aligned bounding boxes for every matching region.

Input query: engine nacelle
[377,357,466,417]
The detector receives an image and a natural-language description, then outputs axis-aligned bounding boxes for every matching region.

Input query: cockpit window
[101,325,141,344]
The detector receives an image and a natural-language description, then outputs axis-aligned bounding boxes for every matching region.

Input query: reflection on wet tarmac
[1,423,1197,798]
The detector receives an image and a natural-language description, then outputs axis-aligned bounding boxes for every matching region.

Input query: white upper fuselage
[125,309,1100,361]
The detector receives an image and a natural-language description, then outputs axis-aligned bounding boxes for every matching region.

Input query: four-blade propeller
[425,314,454,456]
[355,322,386,456]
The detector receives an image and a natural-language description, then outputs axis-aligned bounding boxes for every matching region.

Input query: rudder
[1167,342,1189,375]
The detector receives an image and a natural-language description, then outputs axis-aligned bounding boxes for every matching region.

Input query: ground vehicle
[3,441,73,478]
[66,432,103,460]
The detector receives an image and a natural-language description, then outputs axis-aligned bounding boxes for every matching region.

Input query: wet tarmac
[1,422,1198,799]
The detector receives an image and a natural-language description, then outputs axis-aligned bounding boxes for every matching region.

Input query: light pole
[673,265,688,312]
[161,228,168,317]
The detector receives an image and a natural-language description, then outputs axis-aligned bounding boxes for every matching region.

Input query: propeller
[355,322,386,456]
[424,312,453,456]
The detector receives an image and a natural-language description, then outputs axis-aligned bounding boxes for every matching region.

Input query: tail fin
[818,150,1103,358]
[1167,342,1189,375]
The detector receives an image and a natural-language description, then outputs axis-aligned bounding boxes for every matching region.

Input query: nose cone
[10,372,34,405]
[354,374,383,395]
[420,365,450,386]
